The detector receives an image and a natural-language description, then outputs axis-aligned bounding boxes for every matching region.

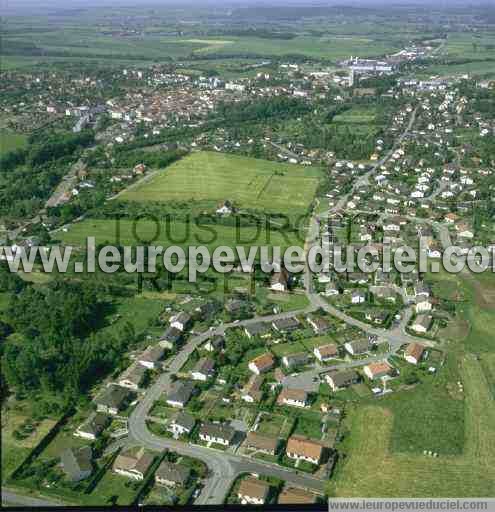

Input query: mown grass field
[118,151,321,217]
[332,354,495,497]
[57,217,302,252]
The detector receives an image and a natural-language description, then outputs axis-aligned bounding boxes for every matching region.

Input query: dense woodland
[0,131,94,218]
[0,263,139,412]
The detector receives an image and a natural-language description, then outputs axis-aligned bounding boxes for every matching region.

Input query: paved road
[1,489,64,507]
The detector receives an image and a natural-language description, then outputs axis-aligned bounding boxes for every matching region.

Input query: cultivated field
[333,354,495,497]
[118,151,321,217]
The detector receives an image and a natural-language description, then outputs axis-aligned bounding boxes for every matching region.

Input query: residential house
[159,326,182,349]
[325,369,359,391]
[405,343,425,365]
[365,309,388,325]
[190,357,215,381]
[244,322,272,339]
[372,286,397,303]
[415,299,432,313]
[155,461,191,487]
[166,380,195,409]
[95,385,131,415]
[225,299,248,315]
[270,269,289,292]
[282,352,309,369]
[113,447,154,481]
[60,446,92,482]
[323,282,339,296]
[248,353,275,375]
[272,317,300,333]
[74,413,110,441]
[351,290,366,304]
[314,344,338,363]
[216,200,234,216]
[241,375,264,403]
[138,345,165,370]
[199,422,236,446]
[245,432,279,456]
[277,388,309,408]
[286,435,325,465]
[118,363,147,391]
[170,312,192,331]
[237,477,271,505]
[344,340,369,356]
[364,361,393,380]
[306,316,331,334]
[168,411,196,437]
[411,314,433,334]
[203,335,224,352]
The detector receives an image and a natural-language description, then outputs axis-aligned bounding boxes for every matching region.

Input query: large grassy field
[118,151,321,217]
[57,217,303,251]
[332,353,495,497]
[380,354,465,456]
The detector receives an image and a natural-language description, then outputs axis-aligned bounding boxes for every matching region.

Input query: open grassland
[332,354,495,497]
[118,151,321,217]
[57,218,302,251]
[428,270,495,354]
[379,354,464,456]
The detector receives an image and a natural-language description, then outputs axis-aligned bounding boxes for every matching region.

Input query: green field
[119,152,320,214]
[0,130,28,156]
[428,270,495,354]
[334,107,378,124]
[332,354,495,497]
[381,355,464,455]
[178,35,398,60]
[58,217,301,252]
[118,151,321,217]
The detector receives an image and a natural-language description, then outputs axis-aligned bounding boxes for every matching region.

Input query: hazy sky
[3,0,485,15]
